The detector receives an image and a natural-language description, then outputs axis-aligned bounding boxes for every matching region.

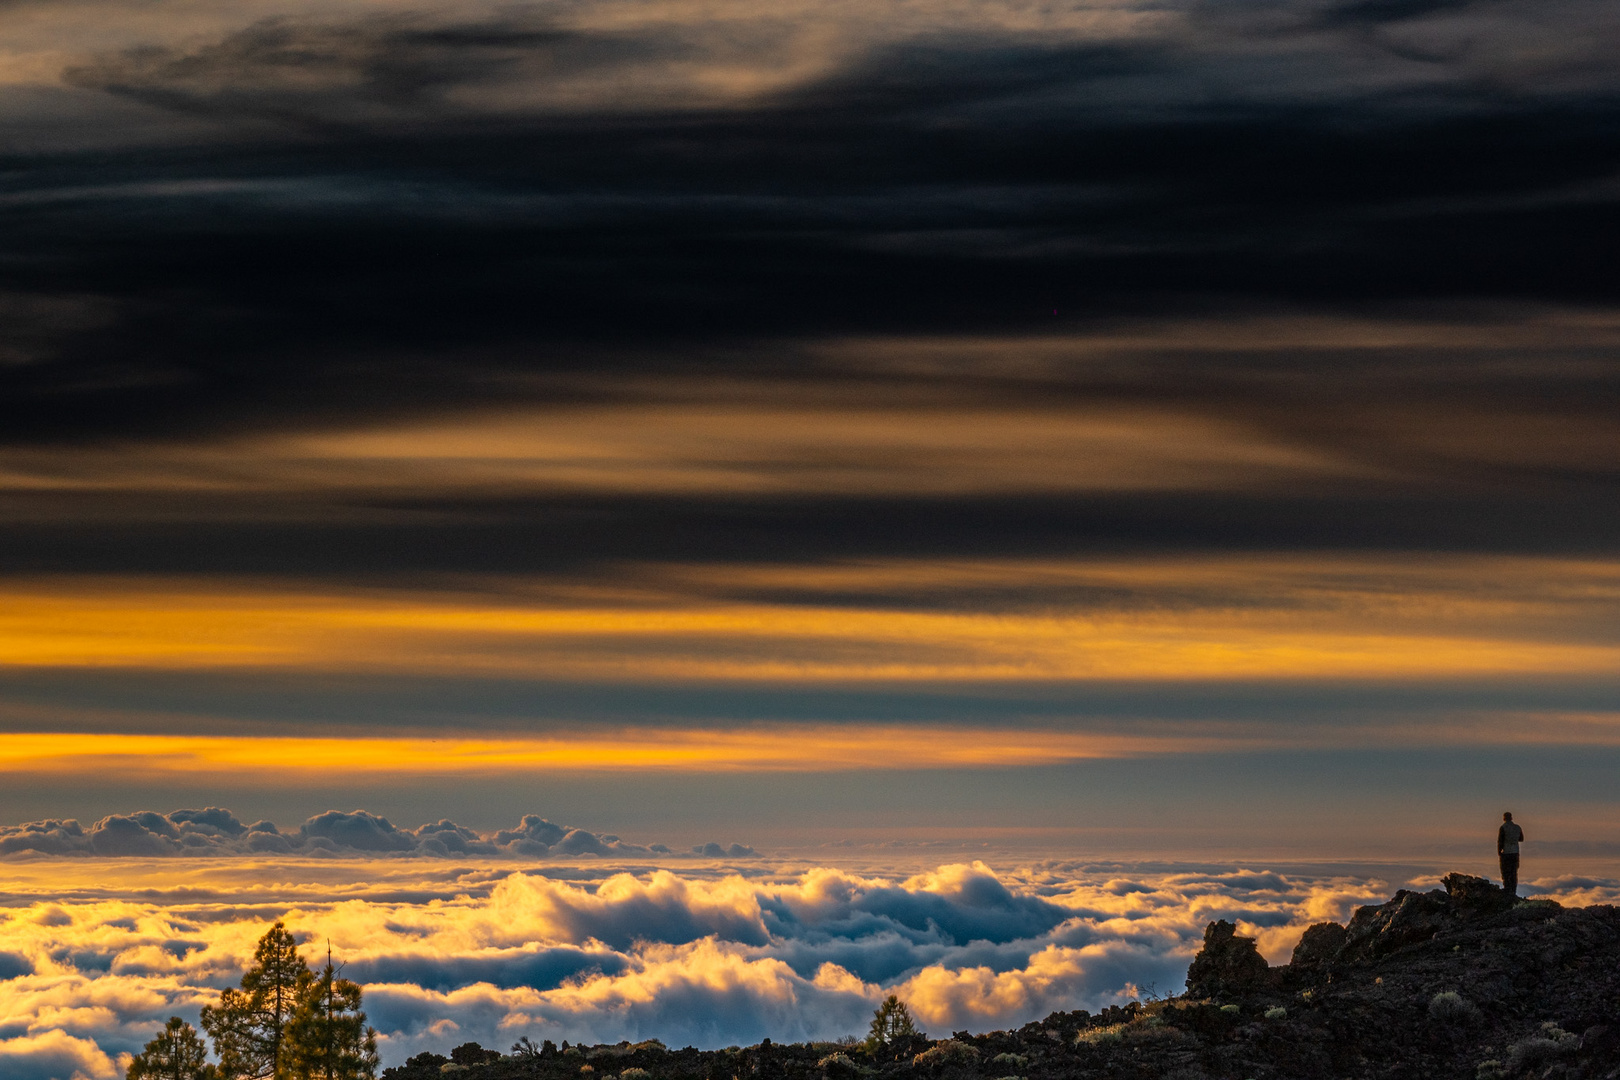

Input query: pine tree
[284,945,379,1080]
[127,1017,219,1080]
[865,995,922,1058]
[201,923,313,1080]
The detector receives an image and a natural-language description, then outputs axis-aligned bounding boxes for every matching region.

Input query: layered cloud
[0,808,760,861]
[3,554,1620,684]
[3,0,1618,449]
[16,0,1620,138]
[0,851,1613,1077]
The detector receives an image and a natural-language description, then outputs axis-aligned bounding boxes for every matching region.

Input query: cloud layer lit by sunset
[4,846,1618,1079]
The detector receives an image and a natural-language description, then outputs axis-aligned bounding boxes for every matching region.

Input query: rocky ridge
[383,874,1620,1080]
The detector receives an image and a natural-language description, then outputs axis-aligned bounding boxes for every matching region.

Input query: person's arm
[1498,824,1506,854]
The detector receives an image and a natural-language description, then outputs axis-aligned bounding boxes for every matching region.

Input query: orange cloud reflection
[6,710,1620,781]
[0,728,1230,779]
[0,556,1618,681]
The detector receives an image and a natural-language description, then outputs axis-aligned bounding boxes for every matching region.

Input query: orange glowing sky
[1,554,1617,681]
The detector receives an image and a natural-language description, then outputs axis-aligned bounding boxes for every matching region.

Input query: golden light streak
[0,402,1356,497]
[0,728,1234,778]
[0,554,1618,681]
[4,712,1620,782]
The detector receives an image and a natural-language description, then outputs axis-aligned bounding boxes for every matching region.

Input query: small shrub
[1076,1024,1124,1045]
[1475,1062,1506,1080]
[1505,1024,1578,1072]
[1429,991,1480,1024]
[1264,1007,1287,1020]
[913,1040,980,1067]
[589,1043,635,1060]
[990,1052,1028,1068]
[619,1070,652,1080]
[579,1066,594,1075]
[817,1052,860,1077]
[1219,1005,1241,1015]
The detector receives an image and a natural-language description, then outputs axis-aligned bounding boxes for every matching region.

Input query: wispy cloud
[0,399,1366,500]
[3,710,1620,788]
[1,555,1618,683]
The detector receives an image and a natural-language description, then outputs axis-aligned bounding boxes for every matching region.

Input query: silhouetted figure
[1498,812,1524,898]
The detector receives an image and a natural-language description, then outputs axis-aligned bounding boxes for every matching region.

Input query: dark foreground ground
[383,874,1620,1080]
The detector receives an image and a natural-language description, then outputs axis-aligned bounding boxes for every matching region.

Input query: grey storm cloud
[0,809,749,861]
[759,873,1071,950]
[54,0,1620,134]
[1,0,1616,524]
[347,944,631,992]
[62,14,690,131]
[694,843,758,859]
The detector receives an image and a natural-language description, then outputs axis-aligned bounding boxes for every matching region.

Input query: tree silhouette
[865,995,923,1058]
[201,923,312,1080]
[284,946,379,1080]
[127,1017,220,1080]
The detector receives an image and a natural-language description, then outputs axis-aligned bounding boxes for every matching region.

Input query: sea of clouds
[2,810,1618,1080]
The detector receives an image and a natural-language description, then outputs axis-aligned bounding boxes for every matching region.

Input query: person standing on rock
[1498,812,1524,898]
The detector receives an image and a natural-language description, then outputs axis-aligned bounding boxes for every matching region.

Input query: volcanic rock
[1288,919,1348,968]
[1183,919,1273,998]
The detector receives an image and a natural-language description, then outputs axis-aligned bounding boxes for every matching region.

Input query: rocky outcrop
[1287,919,1348,968]
[1443,871,1520,917]
[1183,919,1273,997]
[1281,872,1541,971]
[1339,885,1456,960]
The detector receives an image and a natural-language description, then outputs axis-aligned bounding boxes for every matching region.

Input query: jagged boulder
[1340,888,1452,961]
[1288,920,1348,968]
[1185,920,1271,998]
[1440,872,1517,918]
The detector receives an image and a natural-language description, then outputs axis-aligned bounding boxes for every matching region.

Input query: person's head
[1503,812,1513,822]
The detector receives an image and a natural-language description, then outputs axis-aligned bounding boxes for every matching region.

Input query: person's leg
[1500,854,1519,897]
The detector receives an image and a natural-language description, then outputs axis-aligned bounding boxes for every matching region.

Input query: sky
[2,0,1620,1073]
